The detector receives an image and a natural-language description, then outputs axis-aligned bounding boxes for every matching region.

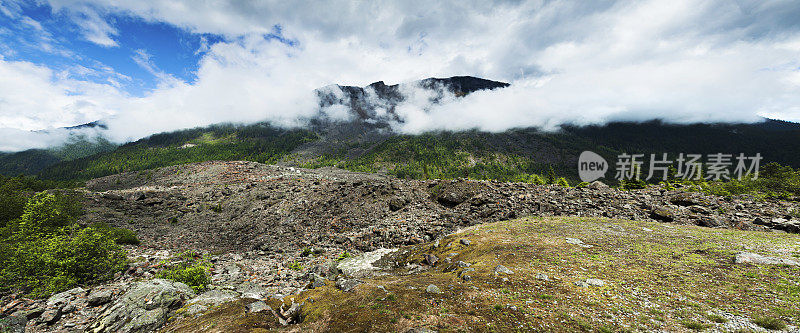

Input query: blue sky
[0,0,799,151]
[0,1,224,96]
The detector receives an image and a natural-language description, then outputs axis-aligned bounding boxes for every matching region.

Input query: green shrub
[0,191,127,297]
[156,263,210,292]
[336,251,351,262]
[576,182,590,188]
[89,222,140,245]
[681,320,709,331]
[16,192,81,237]
[288,261,302,271]
[1,227,127,296]
[753,316,786,330]
[706,314,727,323]
[556,177,570,187]
[620,178,647,190]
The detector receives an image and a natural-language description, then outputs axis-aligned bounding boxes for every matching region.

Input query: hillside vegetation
[167,216,800,332]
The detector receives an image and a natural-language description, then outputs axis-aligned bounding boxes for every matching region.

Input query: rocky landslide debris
[3,161,799,332]
[80,161,799,256]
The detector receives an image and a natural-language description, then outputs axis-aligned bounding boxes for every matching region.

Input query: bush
[620,178,647,190]
[576,182,590,188]
[16,192,82,237]
[1,227,127,296]
[336,251,351,262]
[0,191,127,297]
[556,177,570,187]
[89,222,140,245]
[753,316,786,330]
[156,262,210,292]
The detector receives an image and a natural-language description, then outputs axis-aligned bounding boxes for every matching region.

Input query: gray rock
[309,273,327,289]
[90,279,195,333]
[565,238,593,248]
[335,279,362,292]
[456,261,470,268]
[650,206,675,222]
[535,273,550,281]
[425,284,442,294]
[245,301,270,313]
[0,315,26,333]
[423,254,438,266]
[459,239,471,246]
[585,278,606,286]
[575,278,605,287]
[39,308,61,325]
[698,216,724,228]
[670,192,711,206]
[236,282,270,299]
[337,248,397,278]
[88,289,114,306]
[494,265,514,275]
[588,181,609,190]
[47,287,85,310]
[735,252,799,266]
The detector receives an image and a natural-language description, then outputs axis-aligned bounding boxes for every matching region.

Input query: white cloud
[0,0,799,151]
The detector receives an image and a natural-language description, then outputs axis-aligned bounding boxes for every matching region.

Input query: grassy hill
[164,216,800,332]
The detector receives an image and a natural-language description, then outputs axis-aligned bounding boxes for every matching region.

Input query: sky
[0,0,799,151]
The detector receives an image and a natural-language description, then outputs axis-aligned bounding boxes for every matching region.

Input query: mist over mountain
[2,75,799,182]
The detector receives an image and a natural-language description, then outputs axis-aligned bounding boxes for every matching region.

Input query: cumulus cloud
[1,0,799,151]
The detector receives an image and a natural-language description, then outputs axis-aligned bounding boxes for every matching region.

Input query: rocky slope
[1,160,799,332]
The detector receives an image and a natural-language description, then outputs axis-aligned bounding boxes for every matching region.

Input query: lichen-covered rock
[336,248,396,278]
[735,252,799,266]
[335,279,362,292]
[90,279,195,333]
[650,206,675,222]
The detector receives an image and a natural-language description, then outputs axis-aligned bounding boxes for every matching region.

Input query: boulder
[335,279,362,292]
[650,206,675,222]
[588,181,610,191]
[90,279,195,333]
[493,265,514,275]
[735,252,799,266]
[669,192,711,206]
[336,248,396,278]
[87,289,114,306]
[425,284,442,294]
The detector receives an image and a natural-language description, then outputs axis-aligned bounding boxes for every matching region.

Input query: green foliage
[0,175,80,227]
[576,182,590,188]
[1,225,126,296]
[300,132,560,183]
[706,314,728,323]
[301,247,313,257]
[89,222,140,245]
[38,123,318,181]
[209,203,223,213]
[556,177,570,187]
[336,251,351,262]
[288,261,302,271]
[681,320,709,331]
[752,316,786,330]
[620,178,647,190]
[16,192,82,237]
[688,162,800,199]
[0,190,127,297]
[156,262,211,292]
